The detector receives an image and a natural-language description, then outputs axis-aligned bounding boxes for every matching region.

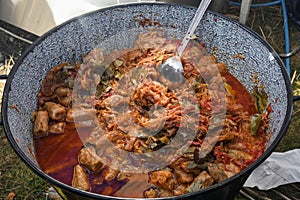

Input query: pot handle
[294,96,300,102]
[0,74,8,125]
[279,45,300,58]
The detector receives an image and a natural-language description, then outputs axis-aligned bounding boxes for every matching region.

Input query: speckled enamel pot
[2,3,293,200]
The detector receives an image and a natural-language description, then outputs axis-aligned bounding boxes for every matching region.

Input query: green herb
[250,114,262,135]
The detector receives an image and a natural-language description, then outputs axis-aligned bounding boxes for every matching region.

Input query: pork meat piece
[207,163,228,183]
[173,184,187,196]
[174,168,194,184]
[66,108,73,122]
[69,107,98,127]
[33,111,49,137]
[103,167,120,181]
[149,170,176,190]
[78,147,103,172]
[55,87,72,107]
[71,164,90,191]
[44,102,66,121]
[49,122,65,134]
[71,107,97,121]
[144,188,159,198]
[187,170,214,192]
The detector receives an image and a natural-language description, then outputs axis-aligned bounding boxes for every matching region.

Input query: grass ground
[0,2,299,200]
[0,127,50,199]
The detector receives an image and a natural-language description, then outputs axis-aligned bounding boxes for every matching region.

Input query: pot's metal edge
[1,2,294,200]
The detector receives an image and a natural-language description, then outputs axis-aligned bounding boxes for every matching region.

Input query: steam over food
[32,31,271,198]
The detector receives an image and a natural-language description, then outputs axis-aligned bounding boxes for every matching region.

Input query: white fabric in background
[0,0,156,35]
[47,0,156,25]
[244,149,300,190]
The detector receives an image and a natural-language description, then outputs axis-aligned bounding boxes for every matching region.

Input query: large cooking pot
[1,2,296,200]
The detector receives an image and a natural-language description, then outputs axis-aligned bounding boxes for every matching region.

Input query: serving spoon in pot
[160,0,212,82]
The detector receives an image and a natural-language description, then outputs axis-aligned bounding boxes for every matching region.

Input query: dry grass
[292,71,300,96]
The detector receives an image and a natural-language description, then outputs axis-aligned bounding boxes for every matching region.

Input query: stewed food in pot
[32,31,272,198]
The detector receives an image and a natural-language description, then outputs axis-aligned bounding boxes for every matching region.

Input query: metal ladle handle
[177,0,212,57]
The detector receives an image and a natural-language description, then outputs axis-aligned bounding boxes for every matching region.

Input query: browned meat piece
[159,189,173,197]
[180,161,201,174]
[144,188,159,198]
[55,87,72,107]
[49,122,65,134]
[71,164,90,191]
[44,102,66,121]
[207,163,228,183]
[70,107,98,127]
[71,107,97,121]
[187,170,214,192]
[103,167,120,181]
[224,163,240,178]
[149,170,176,190]
[78,147,103,172]
[174,168,194,184]
[39,62,70,97]
[173,184,187,196]
[66,108,73,122]
[33,111,49,137]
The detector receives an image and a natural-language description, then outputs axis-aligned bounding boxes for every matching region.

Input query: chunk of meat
[72,164,90,191]
[144,188,159,198]
[180,161,201,174]
[44,102,66,121]
[103,167,120,181]
[49,122,65,134]
[71,107,97,121]
[39,62,70,97]
[149,170,176,190]
[70,107,98,128]
[173,184,187,196]
[66,108,73,122]
[159,189,173,197]
[55,87,73,107]
[78,147,103,172]
[224,163,241,178]
[207,163,228,183]
[174,168,194,184]
[187,170,214,192]
[33,111,49,137]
